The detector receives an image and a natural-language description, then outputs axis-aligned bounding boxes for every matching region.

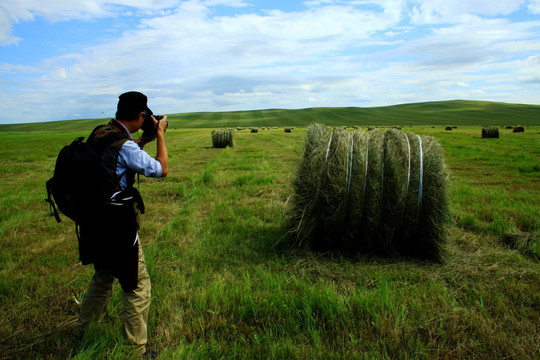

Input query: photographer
[76,91,167,359]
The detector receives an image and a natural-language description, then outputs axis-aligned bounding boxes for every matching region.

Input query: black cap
[117,91,151,114]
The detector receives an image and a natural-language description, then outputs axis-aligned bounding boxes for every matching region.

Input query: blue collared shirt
[112,120,163,190]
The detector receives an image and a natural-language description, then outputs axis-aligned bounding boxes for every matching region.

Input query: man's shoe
[142,350,158,359]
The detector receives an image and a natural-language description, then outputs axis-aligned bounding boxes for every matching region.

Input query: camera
[141,110,167,134]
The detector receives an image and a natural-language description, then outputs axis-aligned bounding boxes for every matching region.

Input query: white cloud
[0,5,20,45]
[0,0,182,21]
[529,0,540,13]
[0,0,182,45]
[410,0,526,24]
[0,63,37,72]
[0,0,539,123]
[380,17,540,71]
[518,55,540,83]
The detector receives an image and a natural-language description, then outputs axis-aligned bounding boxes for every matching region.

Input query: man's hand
[157,115,168,133]
[138,115,167,147]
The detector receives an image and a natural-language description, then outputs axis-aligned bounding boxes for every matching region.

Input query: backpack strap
[45,178,61,223]
[88,124,128,150]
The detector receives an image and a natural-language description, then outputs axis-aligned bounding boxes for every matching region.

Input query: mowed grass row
[0,126,539,359]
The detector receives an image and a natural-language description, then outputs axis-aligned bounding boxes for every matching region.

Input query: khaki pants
[77,243,151,355]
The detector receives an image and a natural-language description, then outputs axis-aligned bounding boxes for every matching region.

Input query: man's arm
[155,116,168,177]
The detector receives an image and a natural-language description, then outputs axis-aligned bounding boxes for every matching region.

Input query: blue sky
[1,0,539,124]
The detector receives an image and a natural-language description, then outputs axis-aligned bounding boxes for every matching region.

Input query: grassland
[1,100,539,132]
[0,103,539,359]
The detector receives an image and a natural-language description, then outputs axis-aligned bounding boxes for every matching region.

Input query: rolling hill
[1,100,539,132]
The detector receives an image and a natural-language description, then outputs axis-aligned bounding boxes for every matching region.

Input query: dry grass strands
[501,233,538,259]
[288,124,450,260]
[482,126,499,138]
[212,128,235,148]
[513,125,525,133]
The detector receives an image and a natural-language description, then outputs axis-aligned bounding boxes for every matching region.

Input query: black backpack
[45,128,126,224]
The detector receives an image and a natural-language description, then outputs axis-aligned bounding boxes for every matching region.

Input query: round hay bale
[505,125,513,129]
[445,126,452,131]
[287,124,450,260]
[212,128,235,148]
[284,127,292,133]
[250,128,259,133]
[513,125,524,133]
[482,126,499,138]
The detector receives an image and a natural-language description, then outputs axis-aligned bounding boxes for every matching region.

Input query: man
[76,91,168,359]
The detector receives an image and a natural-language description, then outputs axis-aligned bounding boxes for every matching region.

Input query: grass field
[0,103,539,359]
[1,100,540,132]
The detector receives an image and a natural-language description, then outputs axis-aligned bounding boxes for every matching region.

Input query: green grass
[1,100,539,132]
[0,107,539,359]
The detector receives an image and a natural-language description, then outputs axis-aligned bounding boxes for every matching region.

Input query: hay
[505,125,513,129]
[251,128,259,133]
[501,233,537,258]
[513,125,524,133]
[212,128,235,148]
[287,124,450,260]
[284,128,292,133]
[445,126,452,131]
[482,126,499,138]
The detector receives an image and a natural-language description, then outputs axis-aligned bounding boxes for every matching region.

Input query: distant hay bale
[452,126,457,129]
[482,126,499,138]
[251,128,259,133]
[445,126,453,131]
[513,125,524,133]
[212,128,235,148]
[505,125,513,129]
[287,124,450,260]
[284,127,292,133]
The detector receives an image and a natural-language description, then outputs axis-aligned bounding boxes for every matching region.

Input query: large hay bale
[212,128,235,148]
[251,128,259,133]
[284,128,292,133]
[287,124,450,260]
[513,125,524,133]
[482,126,499,138]
[445,126,452,131]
